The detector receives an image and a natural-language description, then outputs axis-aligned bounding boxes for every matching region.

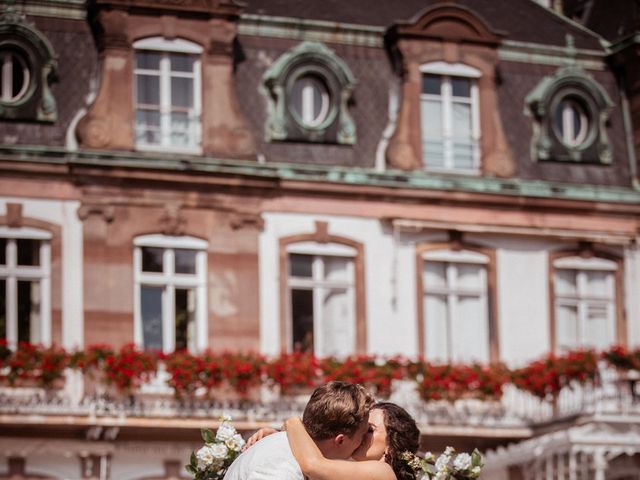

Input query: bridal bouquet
[401,447,483,480]
[186,416,245,480]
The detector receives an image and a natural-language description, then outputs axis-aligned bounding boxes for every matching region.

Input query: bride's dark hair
[375,402,420,480]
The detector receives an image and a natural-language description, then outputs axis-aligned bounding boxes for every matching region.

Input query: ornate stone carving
[228,211,264,231]
[159,204,186,236]
[77,204,115,223]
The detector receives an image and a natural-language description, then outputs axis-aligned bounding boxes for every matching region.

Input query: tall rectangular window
[553,256,617,351]
[420,63,480,173]
[0,231,51,348]
[134,236,207,353]
[421,250,489,363]
[134,38,202,152]
[287,253,355,357]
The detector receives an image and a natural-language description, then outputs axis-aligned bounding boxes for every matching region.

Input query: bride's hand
[242,427,279,451]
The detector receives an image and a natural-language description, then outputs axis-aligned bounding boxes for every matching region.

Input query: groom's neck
[314,438,343,460]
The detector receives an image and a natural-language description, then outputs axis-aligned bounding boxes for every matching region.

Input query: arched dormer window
[263,41,356,145]
[133,234,208,353]
[420,62,481,173]
[133,37,202,153]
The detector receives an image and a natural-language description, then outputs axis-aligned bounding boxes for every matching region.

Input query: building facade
[1,0,640,478]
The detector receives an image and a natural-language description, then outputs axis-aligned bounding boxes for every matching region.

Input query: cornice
[1,146,640,212]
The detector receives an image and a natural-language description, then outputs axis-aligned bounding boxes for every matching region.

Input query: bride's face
[351,408,387,462]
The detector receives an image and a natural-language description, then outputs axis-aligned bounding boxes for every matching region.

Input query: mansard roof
[244,0,604,50]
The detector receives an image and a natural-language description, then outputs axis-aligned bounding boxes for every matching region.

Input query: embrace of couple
[224,381,420,480]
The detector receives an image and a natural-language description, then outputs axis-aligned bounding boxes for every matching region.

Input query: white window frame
[421,248,489,362]
[286,243,356,357]
[0,226,51,349]
[1,51,30,103]
[420,62,481,174]
[133,234,208,354]
[553,255,617,351]
[133,37,203,154]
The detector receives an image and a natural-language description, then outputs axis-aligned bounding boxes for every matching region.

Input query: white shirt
[224,432,304,480]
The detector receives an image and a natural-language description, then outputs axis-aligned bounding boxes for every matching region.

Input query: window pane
[135,110,161,145]
[170,112,191,146]
[141,286,163,351]
[556,304,578,351]
[0,238,5,265]
[585,270,612,298]
[423,141,445,168]
[456,263,483,290]
[170,54,194,73]
[424,261,446,289]
[17,280,40,344]
[421,99,443,137]
[452,142,474,169]
[136,52,161,70]
[291,288,314,353]
[555,269,577,296]
[453,295,488,363]
[175,288,196,351]
[452,77,471,98]
[422,75,441,95]
[0,279,5,339]
[142,247,163,273]
[290,254,313,278]
[136,74,160,105]
[291,75,329,126]
[175,249,196,274]
[323,256,350,283]
[452,102,471,138]
[17,239,39,266]
[425,294,448,361]
[171,77,194,109]
[585,304,611,349]
[320,288,354,357]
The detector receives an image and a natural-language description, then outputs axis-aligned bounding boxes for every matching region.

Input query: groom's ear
[334,434,346,447]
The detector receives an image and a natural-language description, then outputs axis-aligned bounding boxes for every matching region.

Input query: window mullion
[446,263,456,361]
[442,77,453,169]
[163,285,174,353]
[160,54,171,146]
[133,247,143,347]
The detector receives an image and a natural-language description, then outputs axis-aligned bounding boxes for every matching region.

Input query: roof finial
[564,33,577,66]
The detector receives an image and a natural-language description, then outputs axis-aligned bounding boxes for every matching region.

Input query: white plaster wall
[477,235,555,367]
[110,443,195,480]
[0,198,84,349]
[259,213,416,356]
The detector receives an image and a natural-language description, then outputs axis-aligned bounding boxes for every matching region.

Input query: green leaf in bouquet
[201,428,215,444]
[471,449,482,467]
[190,452,198,468]
[186,464,197,475]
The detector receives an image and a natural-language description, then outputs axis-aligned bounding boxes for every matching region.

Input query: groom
[224,381,374,480]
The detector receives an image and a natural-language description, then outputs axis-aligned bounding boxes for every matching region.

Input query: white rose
[453,453,472,471]
[435,454,451,472]
[210,442,229,459]
[443,447,455,456]
[226,433,246,452]
[434,471,448,480]
[423,452,435,463]
[196,446,215,470]
[216,422,236,442]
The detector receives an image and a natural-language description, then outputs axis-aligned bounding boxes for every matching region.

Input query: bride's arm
[285,417,395,480]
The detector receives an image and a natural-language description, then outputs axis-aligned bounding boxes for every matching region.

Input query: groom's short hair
[302,381,374,440]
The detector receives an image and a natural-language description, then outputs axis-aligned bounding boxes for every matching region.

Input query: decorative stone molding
[77,203,115,223]
[5,202,23,228]
[262,41,357,145]
[0,3,58,123]
[77,0,255,157]
[159,204,186,236]
[384,3,515,176]
[526,62,614,164]
[228,210,264,231]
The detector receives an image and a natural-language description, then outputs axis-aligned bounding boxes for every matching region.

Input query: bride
[248,402,420,480]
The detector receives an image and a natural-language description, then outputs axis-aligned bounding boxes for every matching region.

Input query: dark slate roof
[244,0,604,50]
[578,0,639,43]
